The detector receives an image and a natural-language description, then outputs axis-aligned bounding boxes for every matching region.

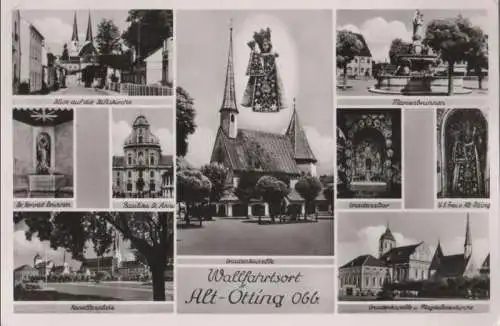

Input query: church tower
[286,98,318,176]
[379,223,396,258]
[219,21,238,139]
[71,12,79,53]
[85,11,93,43]
[464,213,472,260]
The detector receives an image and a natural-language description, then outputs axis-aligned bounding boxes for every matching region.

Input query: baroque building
[209,25,325,217]
[338,215,484,297]
[112,114,174,198]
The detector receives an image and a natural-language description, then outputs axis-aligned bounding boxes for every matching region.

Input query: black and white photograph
[176,10,334,256]
[437,108,489,199]
[337,109,402,199]
[13,108,74,199]
[337,212,489,301]
[12,10,173,96]
[14,211,174,302]
[112,108,174,200]
[336,9,488,96]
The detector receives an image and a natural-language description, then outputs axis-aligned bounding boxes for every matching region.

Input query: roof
[119,260,147,269]
[285,105,317,162]
[52,266,67,274]
[159,155,173,166]
[481,254,490,270]
[434,254,469,278]
[380,243,421,264]
[34,261,54,269]
[219,128,302,175]
[15,265,38,272]
[380,227,396,242]
[220,26,238,113]
[340,254,386,268]
[80,257,114,269]
[430,242,444,270]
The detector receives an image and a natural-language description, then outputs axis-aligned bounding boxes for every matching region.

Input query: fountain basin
[369,75,472,95]
[28,174,66,195]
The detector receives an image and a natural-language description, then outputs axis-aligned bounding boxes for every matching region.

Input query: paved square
[177,217,334,256]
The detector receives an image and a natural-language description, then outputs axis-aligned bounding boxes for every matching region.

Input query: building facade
[19,19,44,94]
[337,32,373,78]
[112,114,174,198]
[12,10,21,94]
[339,215,485,297]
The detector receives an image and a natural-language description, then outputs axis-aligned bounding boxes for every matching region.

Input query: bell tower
[379,223,396,258]
[219,20,238,139]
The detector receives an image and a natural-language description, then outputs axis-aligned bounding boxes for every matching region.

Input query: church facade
[208,25,325,217]
[59,12,97,78]
[112,114,174,199]
[339,215,483,297]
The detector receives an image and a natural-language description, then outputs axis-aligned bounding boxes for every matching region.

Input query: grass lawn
[177,216,334,256]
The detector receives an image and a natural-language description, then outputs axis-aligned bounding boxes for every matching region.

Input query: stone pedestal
[28,174,66,196]
[402,76,433,95]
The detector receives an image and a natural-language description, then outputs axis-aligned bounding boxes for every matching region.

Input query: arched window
[128,171,132,178]
[150,154,155,165]
[150,171,154,178]
[128,154,132,165]
[230,114,235,122]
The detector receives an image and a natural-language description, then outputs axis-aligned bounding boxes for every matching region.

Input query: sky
[337,9,489,63]
[14,219,135,270]
[112,108,174,157]
[177,10,334,175]
[19,10,131,55]
[337,211,489,269]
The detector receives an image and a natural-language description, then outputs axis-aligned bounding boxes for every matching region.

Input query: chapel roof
[380,226,396,242]
[380,243,421,263]
[340,254,386,268]
[285,102,317,162]
[433,254,469,278]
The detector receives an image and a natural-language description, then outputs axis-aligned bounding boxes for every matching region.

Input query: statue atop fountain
[412,10,424,55]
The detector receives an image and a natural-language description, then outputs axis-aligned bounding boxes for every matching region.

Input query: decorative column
[247,204,252,218]
[301,203,306,217]
[264,203,269,217]
[227,203,233,217]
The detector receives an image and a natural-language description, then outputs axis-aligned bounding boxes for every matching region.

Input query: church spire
[71,11,79,42]
[85,11,93,42]
[464,213,472,259]
[286,98,317,163]
[220,19,238,113]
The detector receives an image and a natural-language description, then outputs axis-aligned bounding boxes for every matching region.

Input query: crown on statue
[253,27,272,51]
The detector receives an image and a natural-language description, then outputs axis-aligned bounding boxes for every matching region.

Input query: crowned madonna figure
[451,121,484,197]
[241,28,286,112]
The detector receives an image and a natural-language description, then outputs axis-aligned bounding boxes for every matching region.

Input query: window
[150,171,154,178]
[127,183,132,191]
[367,58,370,64]
[128,154,132,165]
[230,114,235,122]
[150,154,155,165]
[128,171,132,178]
[150,182,155,192]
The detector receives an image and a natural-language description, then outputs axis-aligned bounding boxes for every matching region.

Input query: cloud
[338,17,411,62]
[468,15,490,36]
[155,127,174,155]
[303,126,333,174]
[112,120,131,156]
[31,17,72,46]
[185,126,217,168]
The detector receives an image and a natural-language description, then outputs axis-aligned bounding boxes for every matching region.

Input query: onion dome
[124,115,161,148]
[380,226,395,241]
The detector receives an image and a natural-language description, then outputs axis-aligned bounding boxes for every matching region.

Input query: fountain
[369,10,472,95]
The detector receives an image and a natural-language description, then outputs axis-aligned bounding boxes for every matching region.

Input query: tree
[323,184,334,213]
[96,19,121,55]
[255,176,290,223]
[177,169,212,225]
[122,10,173,60]
[463,26,488,89]
[234,171,262,217]
[200,162,229,203]
[336,30,364,86]
[61,44,69,61]
[425,15,480,95]
[14,211,174,301]
[176,86,196,157]
[295,176,322,219]
[388,38,411,65]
